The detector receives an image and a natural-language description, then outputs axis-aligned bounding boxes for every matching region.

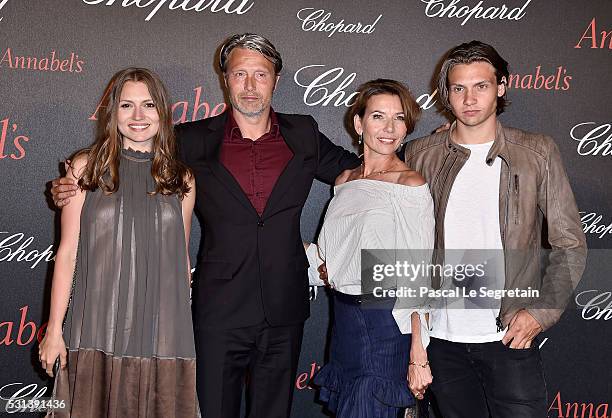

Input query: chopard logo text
[296,8,382,38]
[421,0,532,26]
[82,0,255,22]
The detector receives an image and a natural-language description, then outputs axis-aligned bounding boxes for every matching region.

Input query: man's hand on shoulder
[334,169,353,186]
[51,159,80,208]
[434,122,451,134]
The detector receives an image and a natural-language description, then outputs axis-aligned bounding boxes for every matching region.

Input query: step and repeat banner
[1,0,611,417]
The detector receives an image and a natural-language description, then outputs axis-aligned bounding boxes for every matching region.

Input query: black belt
[332,289,394,305]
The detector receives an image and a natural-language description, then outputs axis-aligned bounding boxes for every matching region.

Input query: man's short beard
[235,106,264,118]
[230,97,269,118]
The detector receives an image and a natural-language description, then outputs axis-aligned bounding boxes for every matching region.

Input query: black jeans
[427,337,547,418]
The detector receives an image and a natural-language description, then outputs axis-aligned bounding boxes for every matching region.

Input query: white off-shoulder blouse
[307,179,435,342]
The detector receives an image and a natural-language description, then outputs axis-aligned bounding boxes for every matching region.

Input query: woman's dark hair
[348,79,421,136]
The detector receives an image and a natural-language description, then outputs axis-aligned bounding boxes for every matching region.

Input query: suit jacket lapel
[204,113,259,217]
[262,115,305,219]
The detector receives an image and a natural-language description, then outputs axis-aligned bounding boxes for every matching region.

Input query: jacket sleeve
[174,123,188,165]
[402,140,416,164]
[311,116,361,184]
[527,136,587,331]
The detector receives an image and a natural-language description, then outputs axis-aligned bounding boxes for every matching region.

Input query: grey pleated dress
[50,148,198,417]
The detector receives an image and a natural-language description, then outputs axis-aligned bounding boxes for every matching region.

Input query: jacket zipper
[440,155,457,198]
[501,166,510,245]
[435,152,457,290]
[497,161,511,332]
[514,174,520,224]
[438,156,457,241]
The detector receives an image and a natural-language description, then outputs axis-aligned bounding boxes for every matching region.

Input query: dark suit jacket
[176,112,360,329]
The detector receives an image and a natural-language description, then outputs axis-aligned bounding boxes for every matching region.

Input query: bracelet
[409,361,430,368]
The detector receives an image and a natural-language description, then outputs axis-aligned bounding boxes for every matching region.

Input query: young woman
[307,79,434,418]
[38,68,198,417]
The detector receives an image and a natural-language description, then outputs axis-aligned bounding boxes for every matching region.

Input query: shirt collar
[226,108,280,142]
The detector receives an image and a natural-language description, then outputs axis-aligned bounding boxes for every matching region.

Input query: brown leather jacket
[404,121,587,331]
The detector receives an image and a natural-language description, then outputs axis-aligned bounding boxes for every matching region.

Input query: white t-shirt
[430,141,507,343]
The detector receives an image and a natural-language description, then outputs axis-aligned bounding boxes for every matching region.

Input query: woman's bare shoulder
[396,165,426,187]
[68,152,89,179]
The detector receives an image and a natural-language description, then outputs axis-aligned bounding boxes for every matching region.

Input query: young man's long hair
[76,67,191,198]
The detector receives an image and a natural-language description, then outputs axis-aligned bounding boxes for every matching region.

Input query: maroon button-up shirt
[219,110,293,216]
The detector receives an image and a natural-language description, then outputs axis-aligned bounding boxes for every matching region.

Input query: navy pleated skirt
[314,291,415,418]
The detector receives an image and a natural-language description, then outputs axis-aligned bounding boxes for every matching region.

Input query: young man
[51,34,360,418]
[404,41,586,417]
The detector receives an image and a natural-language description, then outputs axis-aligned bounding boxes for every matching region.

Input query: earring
[358,133,363,145]
[396,138,407,152]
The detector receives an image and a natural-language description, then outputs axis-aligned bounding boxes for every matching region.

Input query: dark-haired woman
[307,79,434,418]
[38,68,198,417]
